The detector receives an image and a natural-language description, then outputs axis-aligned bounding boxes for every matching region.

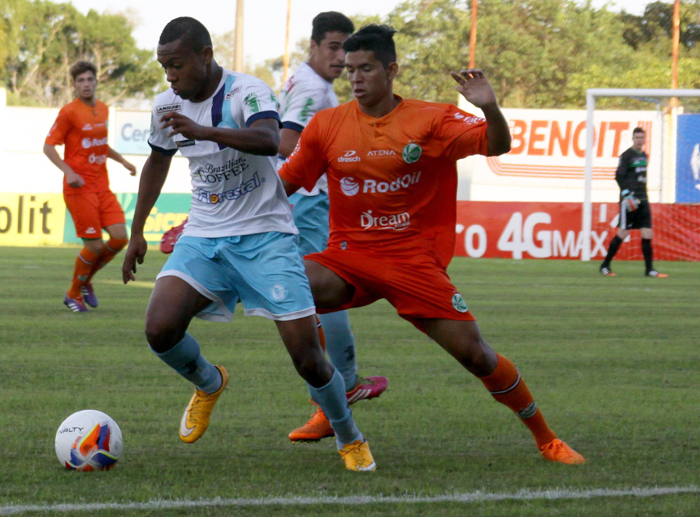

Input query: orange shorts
[64,190,125,239]
[305,247,476,329]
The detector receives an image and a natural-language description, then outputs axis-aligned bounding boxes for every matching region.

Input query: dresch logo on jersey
[338,150,361,163]
[197,172,261,205]
[360,210,411,231]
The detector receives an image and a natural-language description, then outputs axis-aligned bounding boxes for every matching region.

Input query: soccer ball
[55,410,123,471]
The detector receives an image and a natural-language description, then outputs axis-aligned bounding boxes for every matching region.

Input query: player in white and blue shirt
[278,12,387,444]
[122,17,374,471]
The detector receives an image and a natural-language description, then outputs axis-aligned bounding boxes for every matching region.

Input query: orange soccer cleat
[289,407,334,442]
[645,270,668,278]
[540,439,586,465]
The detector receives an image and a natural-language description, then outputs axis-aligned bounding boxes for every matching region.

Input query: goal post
[581,88,700,261]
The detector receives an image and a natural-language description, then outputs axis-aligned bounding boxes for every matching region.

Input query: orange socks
[86,238,129,283]
[67,248,99,299]
[480,354,557,449]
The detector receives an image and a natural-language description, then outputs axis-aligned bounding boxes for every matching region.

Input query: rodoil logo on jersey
[360,210,411,231]
[340,177,360,196]
[340,172,421,196]
[82,137,108,149]
[197,172,261,205]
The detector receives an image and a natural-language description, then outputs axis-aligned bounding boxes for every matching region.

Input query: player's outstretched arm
[122,150,172,284]
[108,146,137,176]
[450,69,511,156]
[159,113,280,156]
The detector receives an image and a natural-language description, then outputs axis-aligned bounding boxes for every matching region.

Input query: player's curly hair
[159,17,212,53]
[311,12,354,44]
[70,61,97,81]
[342,24,397,68]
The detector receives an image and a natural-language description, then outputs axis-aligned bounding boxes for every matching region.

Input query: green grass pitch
[0,247,698,516]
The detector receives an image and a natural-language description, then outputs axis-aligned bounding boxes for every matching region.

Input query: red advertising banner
[454,202,700,261]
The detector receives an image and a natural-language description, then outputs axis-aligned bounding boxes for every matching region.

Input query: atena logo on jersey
[340,172,422,197]
[196,172,261,205]
[360,210,411,231]
[367,150,397,158]
[82,137,108,149]
[338,150,361,163]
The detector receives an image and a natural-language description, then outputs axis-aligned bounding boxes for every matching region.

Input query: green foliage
[0,0,162,107]
[250,0,700,110]
[0,248,698,515]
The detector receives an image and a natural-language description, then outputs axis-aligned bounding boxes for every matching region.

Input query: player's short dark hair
[342,24,397,68]
[311,12,354,44]
[159,17,212,53]
[70,61,97,81]
[633,127,646,136]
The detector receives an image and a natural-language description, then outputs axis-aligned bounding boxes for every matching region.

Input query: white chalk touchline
[0,486,697,515]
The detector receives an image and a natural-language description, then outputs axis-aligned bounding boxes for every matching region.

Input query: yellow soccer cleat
[540,439,586,465]
[289,407,335,442]
[179,365,229,444]
[339,439,376,472]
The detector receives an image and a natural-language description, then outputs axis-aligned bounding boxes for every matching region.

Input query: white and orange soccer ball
[55,410,123,471]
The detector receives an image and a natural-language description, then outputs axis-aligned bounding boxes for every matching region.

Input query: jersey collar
[354,95,405,126]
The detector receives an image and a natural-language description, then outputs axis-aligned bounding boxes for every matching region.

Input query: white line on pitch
[0,486,697,515]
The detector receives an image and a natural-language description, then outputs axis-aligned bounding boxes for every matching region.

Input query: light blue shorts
[157,232,316,322]
[288,192,330,256]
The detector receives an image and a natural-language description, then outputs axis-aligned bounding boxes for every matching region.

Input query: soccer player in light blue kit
[122,17,375,471]
[278,12,388,443]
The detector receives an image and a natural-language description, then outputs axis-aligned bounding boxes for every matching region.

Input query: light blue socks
[153,332,222,394]
[308,368,363,447]
[319,311,358,389]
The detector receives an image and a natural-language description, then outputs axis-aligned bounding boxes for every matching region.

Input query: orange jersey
[279,97,488,267]
[45,99,110,194]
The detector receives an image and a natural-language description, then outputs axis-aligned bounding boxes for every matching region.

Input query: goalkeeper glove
[621,189,640,212]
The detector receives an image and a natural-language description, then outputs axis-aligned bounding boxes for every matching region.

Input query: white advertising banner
[465,107,663,203]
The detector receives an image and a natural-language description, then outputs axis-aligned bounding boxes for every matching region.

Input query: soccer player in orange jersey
[44,61,137,312]
[279,25,586,464]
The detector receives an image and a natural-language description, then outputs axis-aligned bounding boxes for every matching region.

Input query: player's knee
[461,337,497,375]
[290,348,331,384]
[85,241,104,256]
[144,314,184,353]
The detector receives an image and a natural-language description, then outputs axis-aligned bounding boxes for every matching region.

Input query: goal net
[582,88,700,262]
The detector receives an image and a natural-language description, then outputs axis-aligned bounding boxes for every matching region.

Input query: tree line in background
[2,0,700,109]
[0,0,161,106]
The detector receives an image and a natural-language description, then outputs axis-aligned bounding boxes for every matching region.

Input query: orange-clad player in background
[279,25,586,464]
[43,61,137,312]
